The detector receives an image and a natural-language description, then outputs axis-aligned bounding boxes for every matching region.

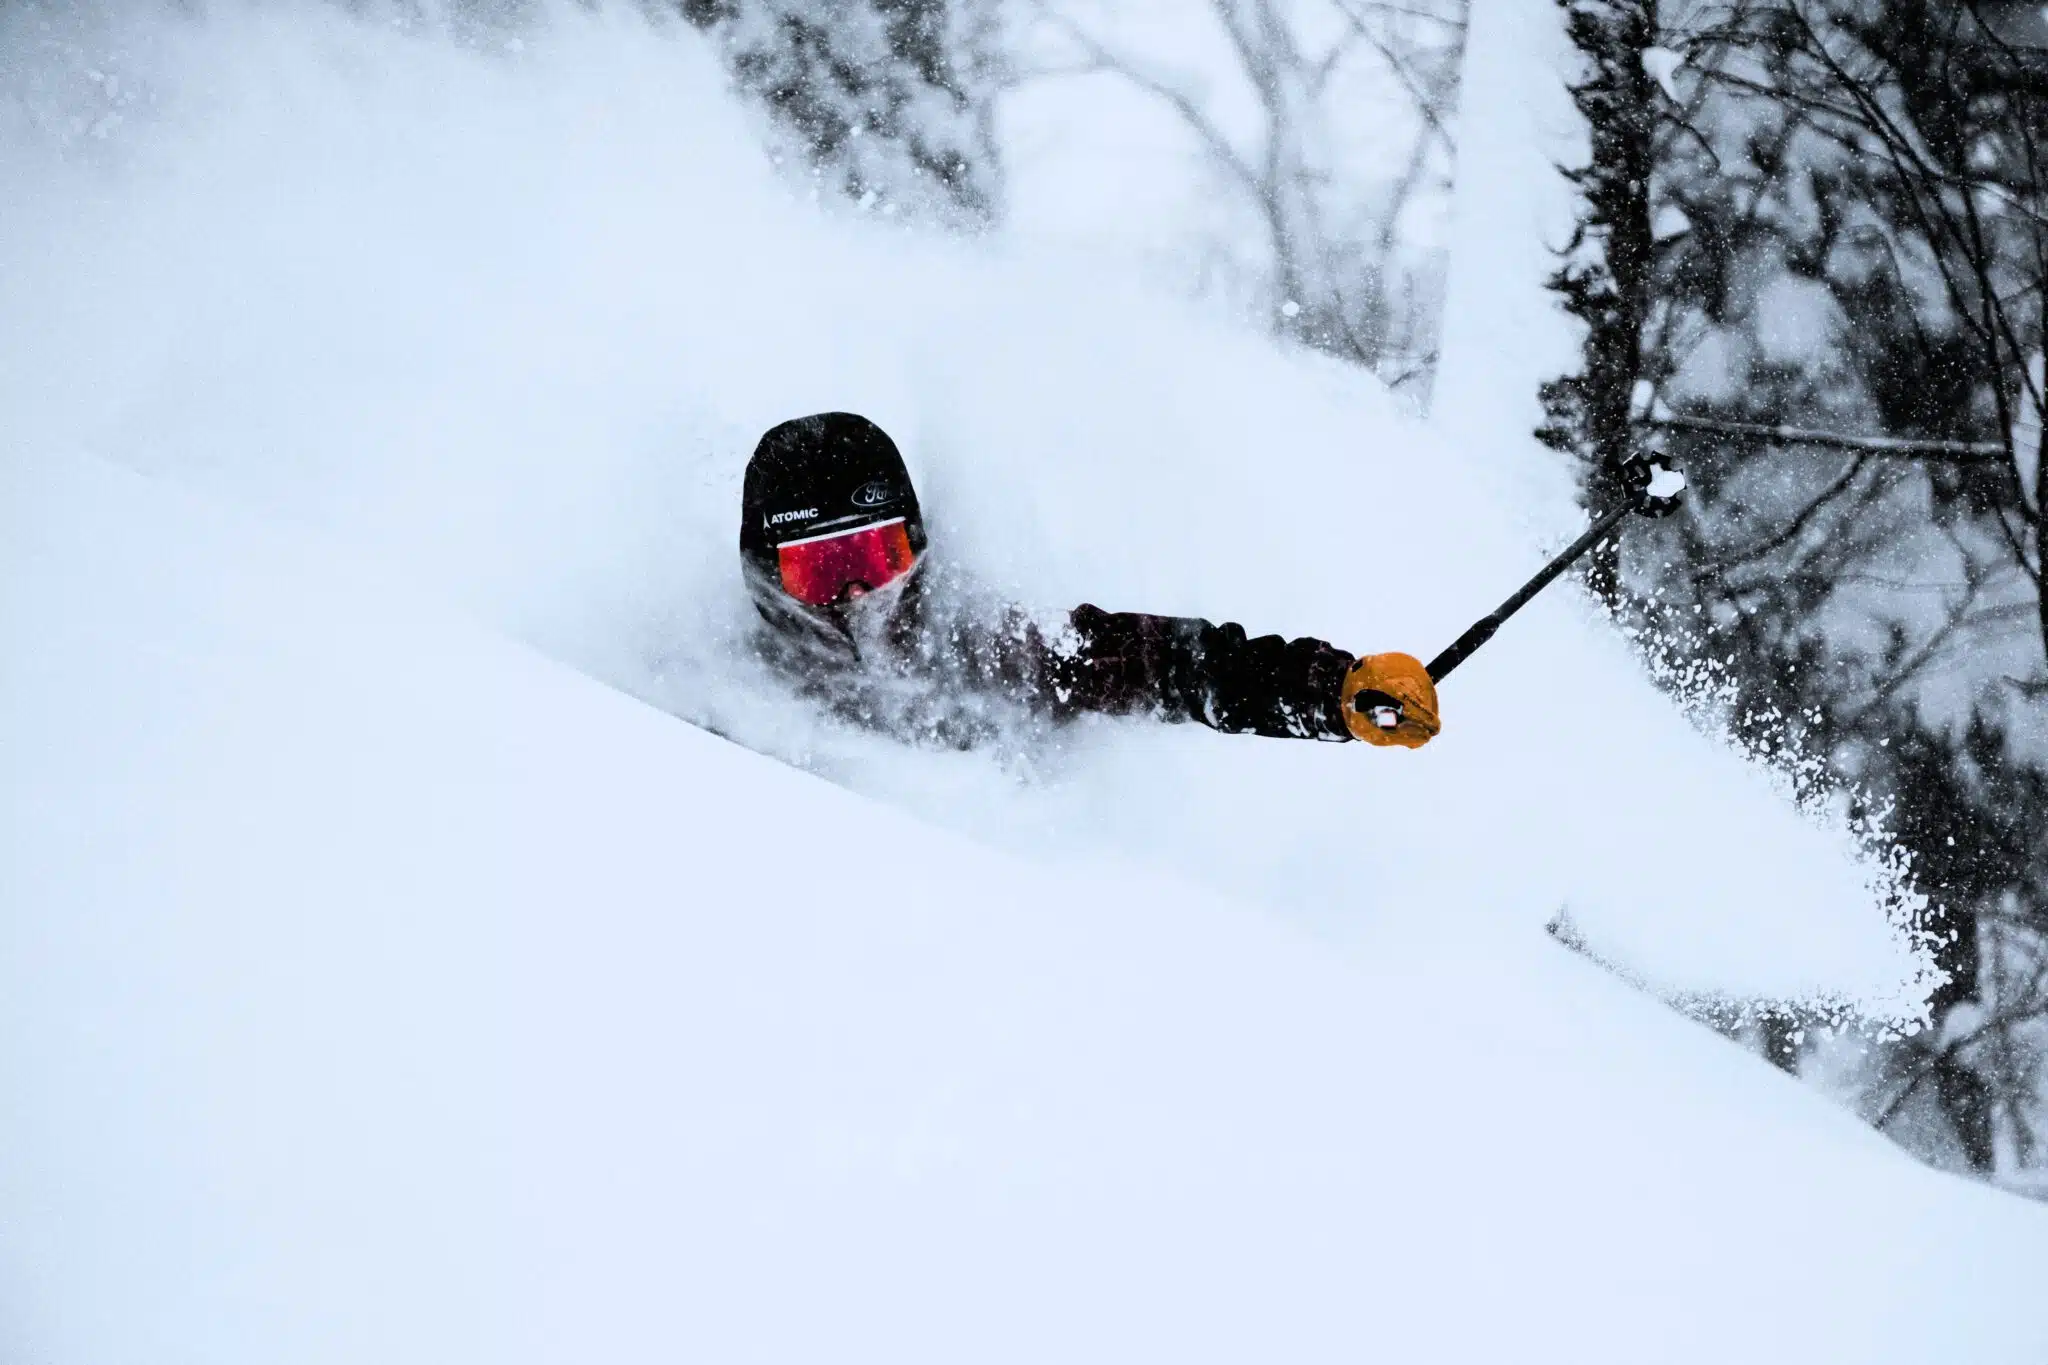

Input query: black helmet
[740,413,928,611]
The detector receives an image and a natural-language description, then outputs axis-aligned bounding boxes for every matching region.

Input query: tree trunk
[1542,0,1659,604]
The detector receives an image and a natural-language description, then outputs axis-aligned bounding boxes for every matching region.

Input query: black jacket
[750,565,1355,747]
[1053,605,1354,739]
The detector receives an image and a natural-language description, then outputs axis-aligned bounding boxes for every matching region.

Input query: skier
[740,412,1439,750]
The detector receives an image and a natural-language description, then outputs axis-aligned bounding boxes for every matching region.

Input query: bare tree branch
[1030,9,1264,203]
[1643,413,2007,459]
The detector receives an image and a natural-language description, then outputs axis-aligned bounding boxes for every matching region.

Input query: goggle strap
[777,516,908,548]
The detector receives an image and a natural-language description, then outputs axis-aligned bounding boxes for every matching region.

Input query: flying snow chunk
[1647,465,1687,501]
[1652,204,1692,242]
[1642,47,1686,102]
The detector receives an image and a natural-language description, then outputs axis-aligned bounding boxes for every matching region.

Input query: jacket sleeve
[1043,603,1355,741]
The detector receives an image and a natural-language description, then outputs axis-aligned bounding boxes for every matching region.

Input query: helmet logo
[767,507,820,527]
[851,480,894,509]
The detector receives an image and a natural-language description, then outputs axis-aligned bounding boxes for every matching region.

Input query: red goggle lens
[775,519,918,606]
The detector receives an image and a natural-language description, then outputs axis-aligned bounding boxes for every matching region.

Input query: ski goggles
[775,517,918,606]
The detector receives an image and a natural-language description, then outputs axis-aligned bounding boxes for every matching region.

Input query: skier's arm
[1046,604,1358,740]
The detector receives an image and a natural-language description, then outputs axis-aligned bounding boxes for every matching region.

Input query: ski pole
[1423,499,1635,683]
[1350,461,1685,731]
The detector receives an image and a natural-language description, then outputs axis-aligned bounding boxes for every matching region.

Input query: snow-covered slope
[7,447,2048,1364]
[0,1,1933,1015]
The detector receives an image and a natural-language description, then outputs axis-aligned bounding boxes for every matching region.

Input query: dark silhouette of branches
[1546,0,2048,1178]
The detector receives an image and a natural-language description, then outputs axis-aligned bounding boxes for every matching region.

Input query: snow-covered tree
[679,0,1001,229]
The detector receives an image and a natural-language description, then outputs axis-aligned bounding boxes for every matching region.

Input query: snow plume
[0,0,1937,1018]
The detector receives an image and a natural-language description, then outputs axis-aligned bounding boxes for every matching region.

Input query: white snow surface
[5,5,2043,1357]
[8,437,2048,1365]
